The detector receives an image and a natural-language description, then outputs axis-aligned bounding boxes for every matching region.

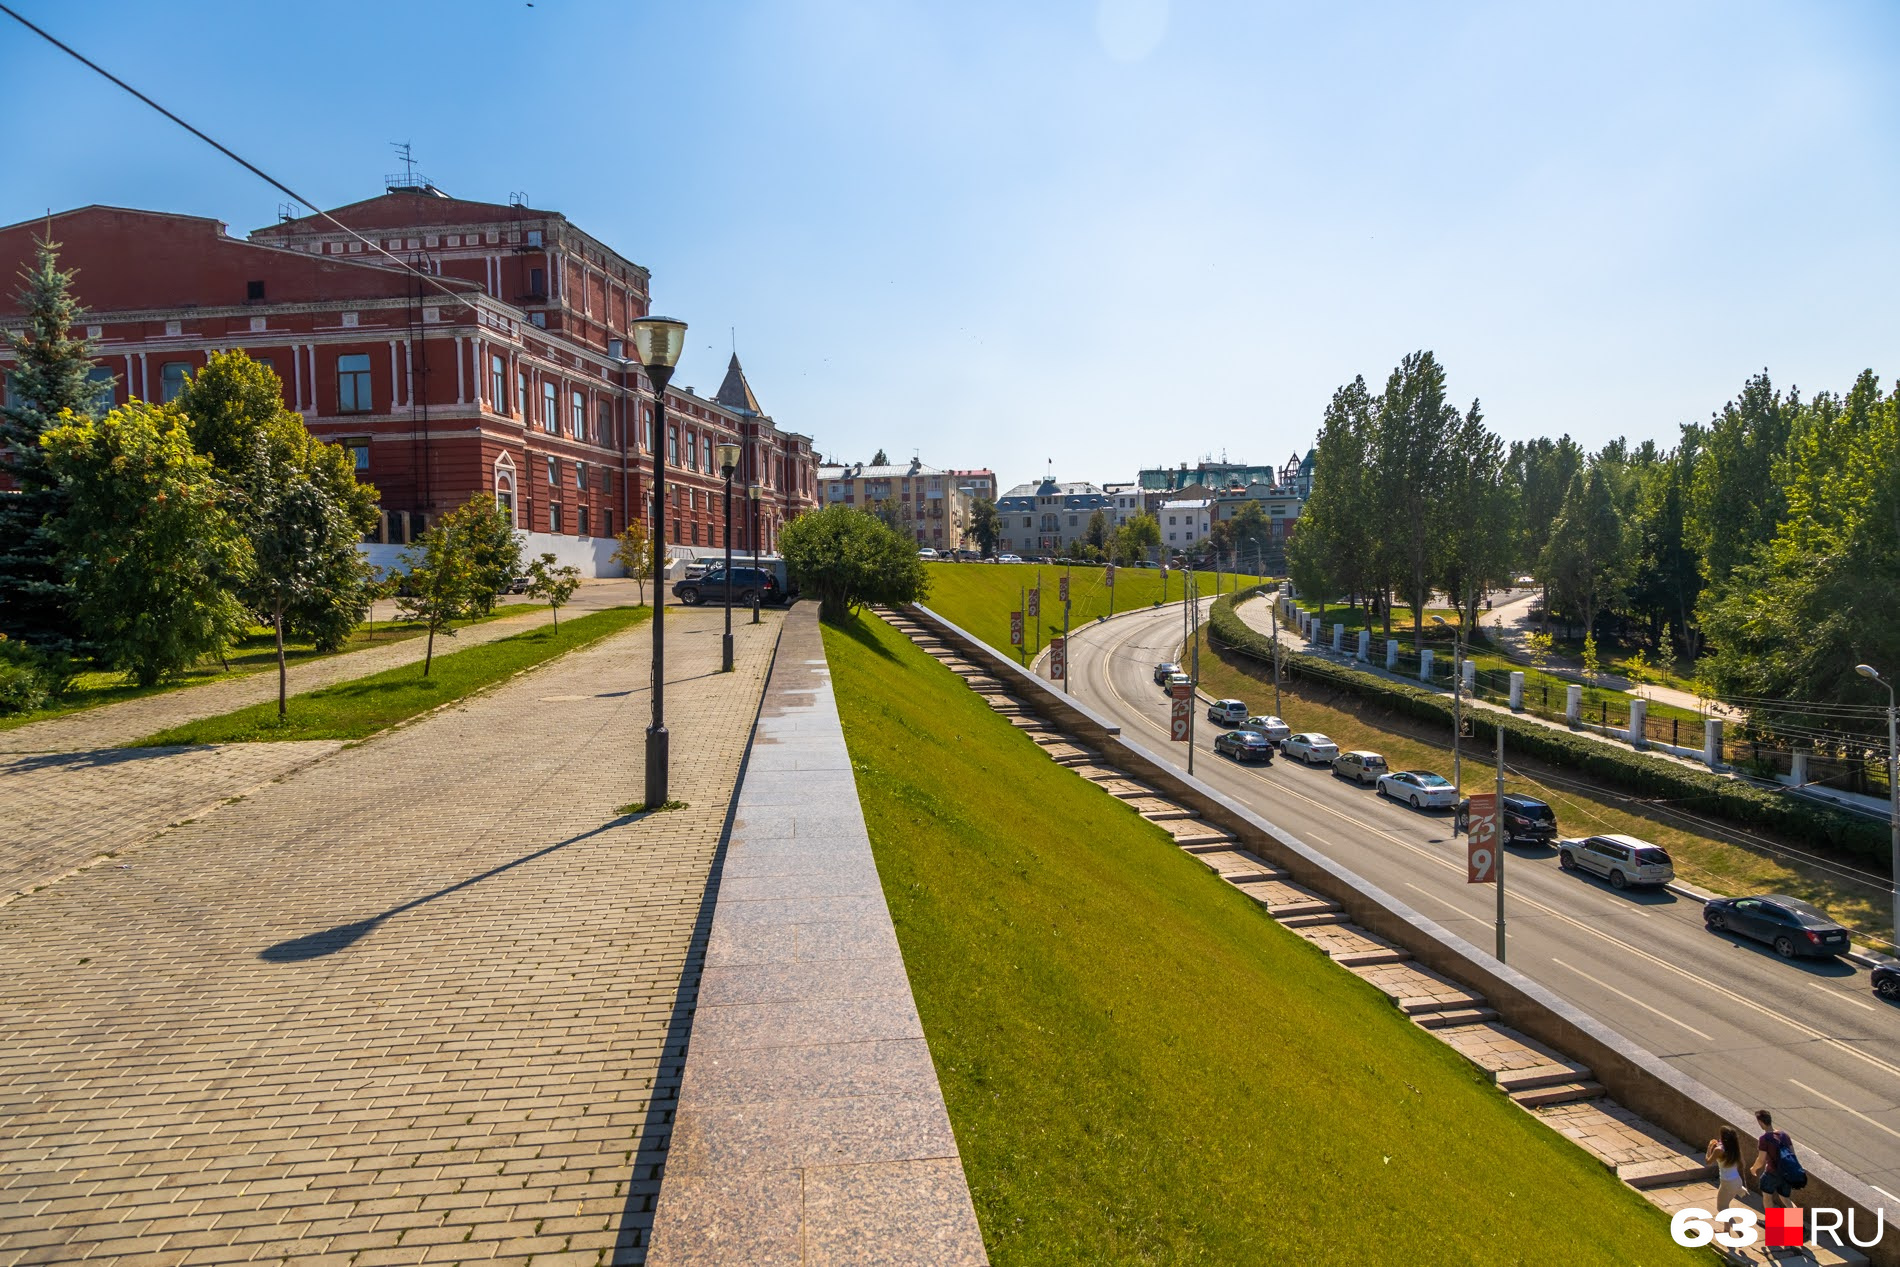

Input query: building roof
[999,480,1107,500]
[714,353,762,415]
[819,460,948,479]
[1162,498,1213,510]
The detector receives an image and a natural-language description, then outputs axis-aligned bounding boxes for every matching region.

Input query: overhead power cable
[0,2,480,313]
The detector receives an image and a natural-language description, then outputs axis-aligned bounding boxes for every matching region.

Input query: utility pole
[1496,722,1508,962]
[1270,586,1283,721]
[1187,569,1198,776]
[1854,664,1899,953]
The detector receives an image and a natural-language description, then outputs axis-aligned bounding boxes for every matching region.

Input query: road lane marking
[1076,603,1900,1085]
[1404,881,1477,920]
[1552,957,1714,1040]
[1790,1079,1900,1142]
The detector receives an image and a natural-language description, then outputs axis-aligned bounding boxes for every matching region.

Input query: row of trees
[1287,347,1900,719]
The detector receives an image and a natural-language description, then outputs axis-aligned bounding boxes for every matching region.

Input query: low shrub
[0,636,75,715]
[1210,591,1892,864]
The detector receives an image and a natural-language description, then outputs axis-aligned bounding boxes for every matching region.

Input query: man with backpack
[1751,1108,1808,1209]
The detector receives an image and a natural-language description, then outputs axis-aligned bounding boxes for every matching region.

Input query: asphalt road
[1067,599,1900,1198]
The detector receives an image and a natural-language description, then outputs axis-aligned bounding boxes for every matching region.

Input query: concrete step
[1412,1007,1499,1029]
[1509,1080,1605,1108]
[1127,797,1196,820]
[1397,992,1488,1016]
[1048,748,1098,767]
[1278,911,1346,928]
[1219,869,1286,886]
[1333,948,1410,967]
[1494,1062,1595,1093]
[1264,897,1342,918]
[1180,840,1240,854]
[1616,1157,1715,1190]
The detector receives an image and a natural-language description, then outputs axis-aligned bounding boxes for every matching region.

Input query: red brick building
[0,189,819,572]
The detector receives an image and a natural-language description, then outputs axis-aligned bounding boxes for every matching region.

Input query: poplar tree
[0,238,104,651]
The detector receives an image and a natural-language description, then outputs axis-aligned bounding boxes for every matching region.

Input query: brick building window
[336,355,372,414]
[547,456,558,486]
[575,462,587,491]
[491,356,506,411]
[160,361,191,403]
[344,438,370,471]
[551,504,563,534]
[571,391,585,438]
[668,427,677,464]
[517,375,528,420]
[686,431,697,472]
[578,506,590,537]
[597,401,611,445]
[602,509,613,537]
[86,366,115,413]
[542,382,557,432]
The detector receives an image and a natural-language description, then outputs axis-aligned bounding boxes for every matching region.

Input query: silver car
[1333,750,1388,785]
[1244,715,1290,743]
[1281,732,1340,765]
[1559,834,1674,890]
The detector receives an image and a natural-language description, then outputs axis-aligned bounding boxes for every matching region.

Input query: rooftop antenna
[508,190,530,207]
[385,141,432,192]
[277,202,296,223]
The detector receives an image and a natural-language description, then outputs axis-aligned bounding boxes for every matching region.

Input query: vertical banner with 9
[1466,792,1498,884]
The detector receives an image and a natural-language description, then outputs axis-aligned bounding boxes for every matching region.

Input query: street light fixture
[1856,664,1900,955]
[717,441,740,672]
[632,315,687,809]
[1432,613,1467,792]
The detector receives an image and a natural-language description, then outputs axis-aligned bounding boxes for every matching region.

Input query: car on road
[1377,769,1458,809]
[1703,894,1851,959]
[1454,793,1560,845]
[673,565,786,608]
[1214,729,1276,764]
[997,553,1024,564]
[918,548,940,560]
[1281,732,1340,765]
[1332,750,1388,785]
[1244,715,1290,743]
[1153,661,1183,685]
[1206,699,1248,725]
[1163,672,1193,695]
[1873,963,1900,1000]
[1558,834,1674,890]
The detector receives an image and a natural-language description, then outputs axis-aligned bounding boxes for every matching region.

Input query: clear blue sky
[5,1,1897,491]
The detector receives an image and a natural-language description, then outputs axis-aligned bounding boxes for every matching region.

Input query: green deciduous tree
[1540,467,1626,641]
[41,402,248,686]
[778,504,929,623]
[1114,512,1161,564]
[970,498,1001,556]
[1373,352,1460,649]
[525,552,583,628]
[1288,376,1379,621]
[613,519,653,604]
[440,495,522,615]
[0,238,105,652]
[1688,370,1799,589]
[1436,401,1515,633]
[397,519,477,677]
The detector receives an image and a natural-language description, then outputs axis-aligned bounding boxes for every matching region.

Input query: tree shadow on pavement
[258,815,636,961]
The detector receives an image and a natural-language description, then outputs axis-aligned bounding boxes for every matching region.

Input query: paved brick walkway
[0,581,650,755]
[0,602,780,1265]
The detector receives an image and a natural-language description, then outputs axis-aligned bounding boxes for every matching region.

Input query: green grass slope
[825,612,1696,1265]
[137,606,649,745]
[920,561,1262,665]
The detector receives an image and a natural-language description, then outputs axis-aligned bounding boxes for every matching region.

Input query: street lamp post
[1856,664,1900,953]
[1433,612,1466,793]
[717,442,740,672]
[632,316,688,809]
[748,482,762,623]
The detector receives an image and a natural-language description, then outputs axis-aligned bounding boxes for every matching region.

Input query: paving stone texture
[0,581,650,755]
[0,601,777,1266]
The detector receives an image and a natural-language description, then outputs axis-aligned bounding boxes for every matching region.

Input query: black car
[1704,894,1852,959]
[673,566,784,607]
[1213,730,1275,764]
[1454,794,1559,845]
[1873,964,1900,1001]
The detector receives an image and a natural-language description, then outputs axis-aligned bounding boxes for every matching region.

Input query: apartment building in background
[995,476,1112,556]
[0,187,819,574]
[818,457,974,550]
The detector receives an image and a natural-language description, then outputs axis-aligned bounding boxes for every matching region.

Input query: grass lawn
[826,611,1695,1265]
[920,561,1267,666]
[1291,598,1461,638]
[134,606,648,746]
[1195,630,1892,947]
[1459,648,1709,729]
[0,604,546,732]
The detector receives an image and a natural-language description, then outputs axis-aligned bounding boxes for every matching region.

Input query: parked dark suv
[1455,793,1559,845]
[673,566,785,607]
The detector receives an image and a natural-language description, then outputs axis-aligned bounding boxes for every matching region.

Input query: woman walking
[1707,1126,1749,1213]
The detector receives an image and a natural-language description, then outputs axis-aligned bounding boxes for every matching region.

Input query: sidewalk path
[0,579,649,755]
[0,603,781,1265]
[1483,589,1722,718]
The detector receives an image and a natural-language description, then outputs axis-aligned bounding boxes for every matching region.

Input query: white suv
[1559,834,1674,890]
[1206,699,1248,726]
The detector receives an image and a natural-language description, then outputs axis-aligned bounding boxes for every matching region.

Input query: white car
[918,548,939,560]
[1280,733,1339,765]
[996,553,1024,563]
[1244,715,1290,743]
[1206,699,1248,726]
[1378,770,1459,809]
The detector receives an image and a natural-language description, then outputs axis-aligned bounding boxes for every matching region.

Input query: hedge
[1208,590,1892,866]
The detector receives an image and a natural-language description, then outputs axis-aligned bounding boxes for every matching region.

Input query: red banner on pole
[1050,636,1066,681]
[1028,587,1040,618]
[1059,575,1069,603]
[1466,793,1498,883]
[1170,681,1191,741]
[1106,564,1116,587]
[1010,610,1023,647]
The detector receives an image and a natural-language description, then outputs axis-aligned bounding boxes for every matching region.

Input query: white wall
[358,530,626,579]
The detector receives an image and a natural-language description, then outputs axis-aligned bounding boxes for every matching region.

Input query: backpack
[1773,1133,1808,1189]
